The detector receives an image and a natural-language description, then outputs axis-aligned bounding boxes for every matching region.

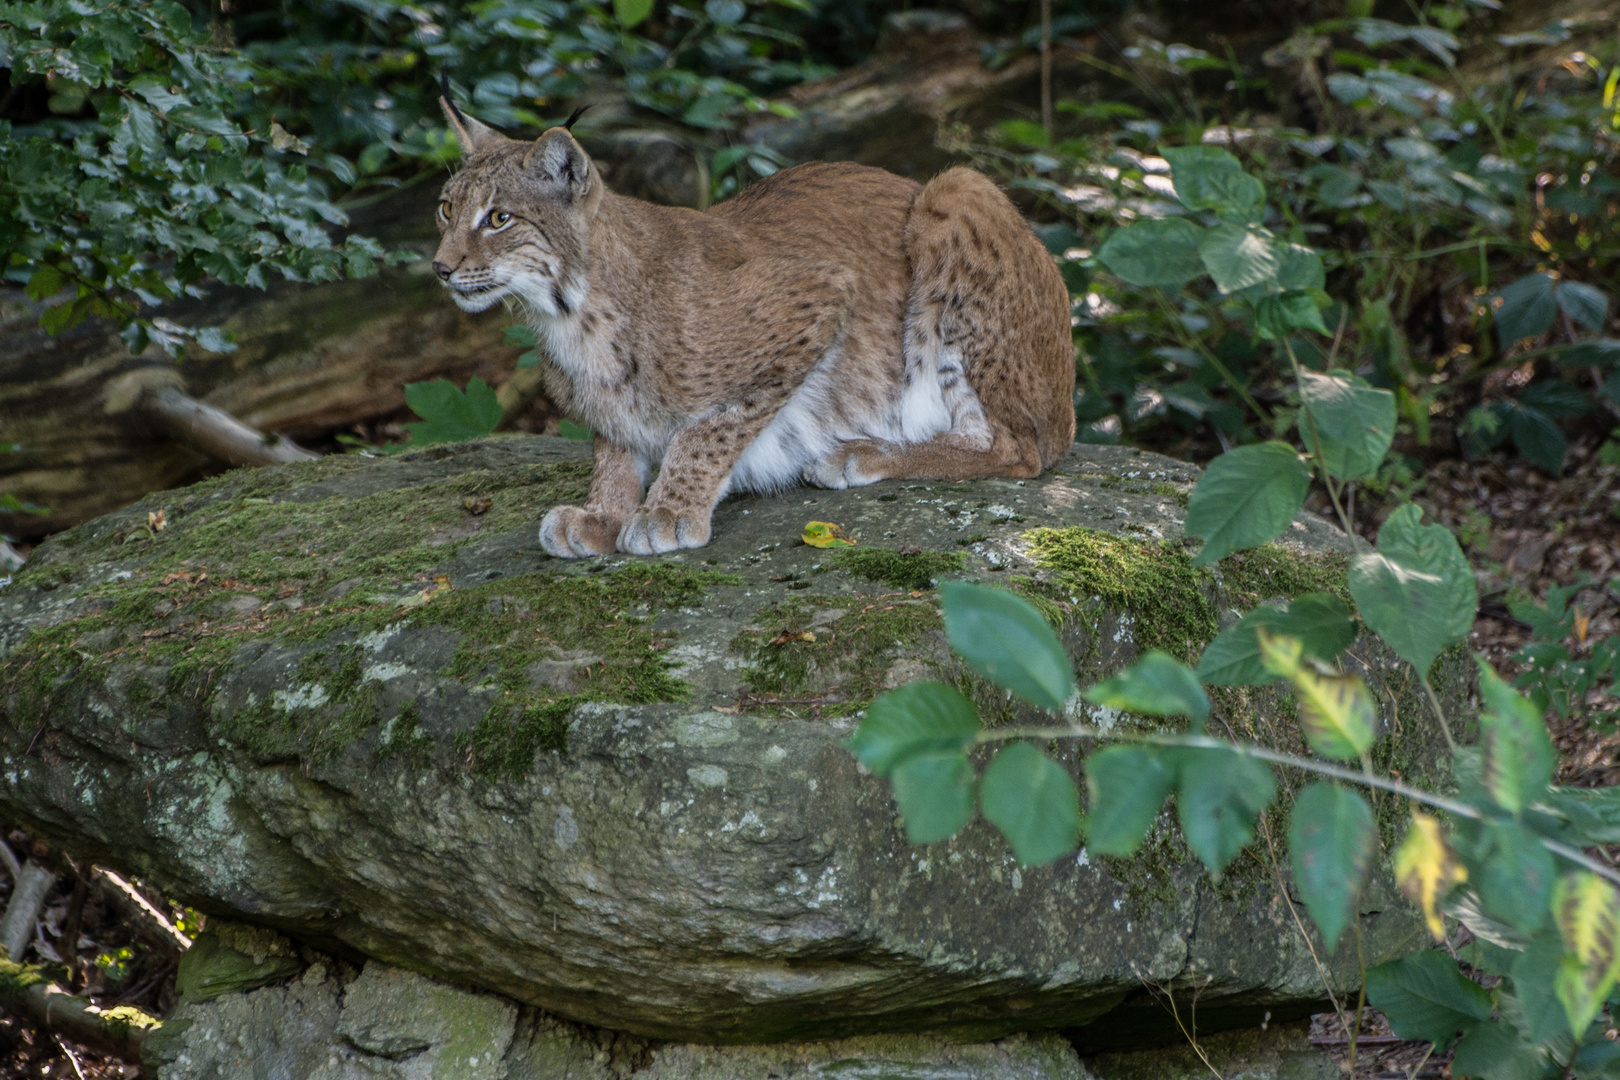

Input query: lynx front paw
[617,506,711,555]
[539,506,621,558]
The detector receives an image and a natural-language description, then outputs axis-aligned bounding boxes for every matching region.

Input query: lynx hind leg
[896,166,1076,476]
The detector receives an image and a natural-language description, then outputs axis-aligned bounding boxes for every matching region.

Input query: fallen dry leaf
[767,630,816,647]
[802,521,855,548]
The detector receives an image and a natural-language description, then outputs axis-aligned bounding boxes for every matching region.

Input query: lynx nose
[432,261,454,282]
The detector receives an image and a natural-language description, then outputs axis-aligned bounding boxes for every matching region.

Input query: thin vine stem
[973,725,1620,889]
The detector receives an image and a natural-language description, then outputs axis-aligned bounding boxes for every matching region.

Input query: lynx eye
[486,210,513,231]
[436,200,451,224]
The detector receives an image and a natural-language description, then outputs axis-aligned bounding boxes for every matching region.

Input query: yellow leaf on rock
[1393,811,1467,939]
[802,521,856,549]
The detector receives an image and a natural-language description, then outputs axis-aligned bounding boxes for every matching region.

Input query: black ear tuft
[440,73,467,126]
[563,104,591,130]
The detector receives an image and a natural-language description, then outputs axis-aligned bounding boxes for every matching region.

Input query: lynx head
[432,94,601,317]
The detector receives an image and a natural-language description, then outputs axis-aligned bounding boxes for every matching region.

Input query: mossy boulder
[0,436,1460,1046]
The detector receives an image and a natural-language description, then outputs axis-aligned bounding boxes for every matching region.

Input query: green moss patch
[830,547,966,591]
[1022,526,1349,661]
[731,594,944,716]
[0,455,748,776]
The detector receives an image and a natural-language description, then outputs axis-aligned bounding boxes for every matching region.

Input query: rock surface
[0,436,1457,1046]
[149,941,1324,1080]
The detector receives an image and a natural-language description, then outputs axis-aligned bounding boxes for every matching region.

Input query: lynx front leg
[618,406,779,554]
[539,438,648,558]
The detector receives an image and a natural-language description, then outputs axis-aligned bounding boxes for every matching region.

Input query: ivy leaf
[1174,746,1274,876]
[402,378,502,447]
[891,751,976,845]
[1553,871,1620,1037]
[1348,504,1476,678]
[1477,660,1556,815]
[1298,369,1397,481]
[1394,811,1469,939]
[1185,442,1311,566]
[1083,746,1174,857]
[1365,950,1493,1048]
[843,681,980,776]
[939,581,1074,711]
[1512,931,1578,1046]
[1288,783,1376,950]
[1494,273,1558,347]
[1555,280,1610,332]
[1199,222,1280,292]
[1195,593,1357,687]
[1096,218,1207,288]
[1273,243,1326,291]
[1082,651,1210,727]
[980,744,1081,866]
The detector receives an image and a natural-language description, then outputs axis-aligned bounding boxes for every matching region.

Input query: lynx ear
[525,127,594,201]
[439,76,502,157]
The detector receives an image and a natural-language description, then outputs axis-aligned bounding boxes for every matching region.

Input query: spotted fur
[432,98,1075,557]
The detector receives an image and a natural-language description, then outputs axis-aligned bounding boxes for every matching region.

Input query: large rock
[0,437,1459,1047]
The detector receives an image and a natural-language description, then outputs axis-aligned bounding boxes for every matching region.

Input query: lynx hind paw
[808,442,887,489]
[617,506,711,555]
[539,506,620,558]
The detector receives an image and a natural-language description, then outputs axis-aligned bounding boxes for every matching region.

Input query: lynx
[432,94,1075,557]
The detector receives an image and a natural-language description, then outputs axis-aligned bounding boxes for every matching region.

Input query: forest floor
[1,434,1616,1077]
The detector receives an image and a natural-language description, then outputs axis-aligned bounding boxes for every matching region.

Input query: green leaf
[1555,339,1620,368]
[1196,593,1357,687]
[1479,823,1556,937]
[1348,504,1477,677]
[1175,747,1274,876]
[1495,273,1558,348]
[891,751,976,845]
[1199,223,1280,293]
[1096,218,1206,288]
[1365,950,1493,1048]
[1273,243,1326,291]
[1162,145,1264,218]
[1082,651,1210,727]
[1511,404,1568,474]
[1185,442,1311,566]
[980,744,1081,866]
[613,0,655,27]
[1512,931,1578,1047]
[1083,746,1174,857]
[1556,281,1610,332]
[1255,291,1330,339]
[24,265,67,302]
[1288,783,1376,950]
[1450,1020,1551,1080]
[939,581,1075,711]
[1299,369,1397,481]
[1477,661,1557,816]
[558,419,594,441]
[843,681,980,776]
[402,377,502,446]
[504,324,539,348]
